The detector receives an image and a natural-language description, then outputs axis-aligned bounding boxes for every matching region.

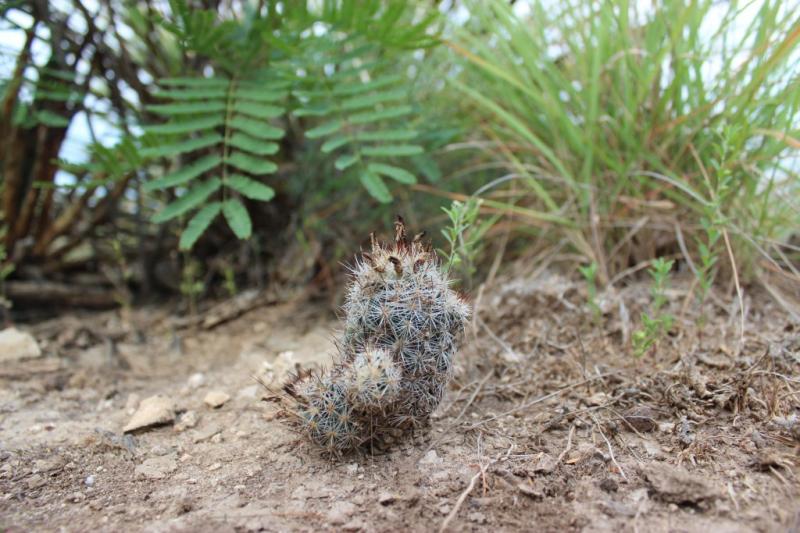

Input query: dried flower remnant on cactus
[280,216,470,454]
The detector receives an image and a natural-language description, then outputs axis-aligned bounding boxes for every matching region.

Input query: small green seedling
[695,217,721,307]
[439,198,496,288]
[578,261,601,322]
[223,264,237,298]
[180,257,205,315]
[633,258,674,357]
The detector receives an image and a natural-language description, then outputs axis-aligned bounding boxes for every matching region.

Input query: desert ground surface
[1,270,799,532]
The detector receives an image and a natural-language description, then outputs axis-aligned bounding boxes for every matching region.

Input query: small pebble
[175,410,199,432]
[85,475,95,487]
[203,390,230,408]
[187,373,206,389]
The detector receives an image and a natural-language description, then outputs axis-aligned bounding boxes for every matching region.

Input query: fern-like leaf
[293,64,422,202]
[143,75,286,247]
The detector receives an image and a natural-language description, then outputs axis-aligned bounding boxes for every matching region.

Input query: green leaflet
[144,154,222,191]
[361,144,423,157]
[367,163,417,184]
[223,199,252,239]
[35,110,69,127]
[153,87,228,100]
[227,174,275,201]
[335,153,359,170]
[37,89,85,102]
[229,116,284,139]
[148,101,227,115]
[234,101,284,119]
[226,151,278,175]
[179,202,222,250]
[293,104,333,117]
[321,135,349,153]
[144,115,225,135]
[159,77,230,88]
[355,129,417,142]
[331,74,402,96]
[152,178,222,223]
[227,133,279,156]
[350,105,412,124]
[411,154,442,183]
[234,88,286,102]
[339,88,407,111]
[141,134,222,159]
[306,120,343,139]
[360,171,392,203]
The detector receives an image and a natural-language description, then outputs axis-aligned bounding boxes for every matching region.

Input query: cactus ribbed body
[284,218,470,454]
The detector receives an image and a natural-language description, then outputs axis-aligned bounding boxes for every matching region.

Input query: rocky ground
[1,271,799,532]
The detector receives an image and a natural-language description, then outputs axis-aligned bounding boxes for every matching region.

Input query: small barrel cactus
[282,217,470,454]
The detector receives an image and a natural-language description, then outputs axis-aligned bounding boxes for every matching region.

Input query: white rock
[419,449,443,465]
[187,373,205,389]
[123,394,175,432]
[237,385,260,400]
[85,475,95,487]
[327,501,356,525]
[125,393,140,414]
[174,410,199,432]
[135,456,177,480]
[203,390,230,408]
[0,328,42,362]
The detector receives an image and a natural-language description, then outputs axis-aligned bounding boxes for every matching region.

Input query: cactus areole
[282,217,470,454]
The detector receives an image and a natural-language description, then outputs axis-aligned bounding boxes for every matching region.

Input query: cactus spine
[283,217,470,454]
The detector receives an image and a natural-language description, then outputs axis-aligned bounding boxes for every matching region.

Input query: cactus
[282,217,470,454]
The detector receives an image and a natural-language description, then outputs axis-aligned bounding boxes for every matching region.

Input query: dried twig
[556,424,576,465]
[439,462,490,533]
[590,413,628,482]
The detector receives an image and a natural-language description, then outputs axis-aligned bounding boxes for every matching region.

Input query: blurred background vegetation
[1,0,798,322]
